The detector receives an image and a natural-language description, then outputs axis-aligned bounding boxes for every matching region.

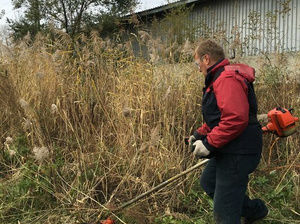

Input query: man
[189,40,268,224]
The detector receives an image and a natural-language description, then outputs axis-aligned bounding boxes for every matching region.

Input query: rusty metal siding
[189,0,300,55]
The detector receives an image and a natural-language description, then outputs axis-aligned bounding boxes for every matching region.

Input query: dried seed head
[19,98,29,109]
[163,86,171,99]
[22,118,32,130]
[182,39,193,54]
[150,125,160,146]
[8,149,16,156]
[4,136,13,145]
[33,146,49,162]
[150,52,159,63]
[122,107,132,117]
[125,41,132,51]
[138,30,150,42]
[51,104,58,114]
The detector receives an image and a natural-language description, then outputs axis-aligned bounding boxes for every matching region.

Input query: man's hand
[193,140,210,157]
[188,135,196,152]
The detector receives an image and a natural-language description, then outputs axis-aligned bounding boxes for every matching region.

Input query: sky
[0,0,169,27]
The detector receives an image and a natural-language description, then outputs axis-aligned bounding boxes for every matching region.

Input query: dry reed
[0,31,299,223]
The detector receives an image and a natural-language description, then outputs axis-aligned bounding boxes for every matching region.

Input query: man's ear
[203,54,210,65]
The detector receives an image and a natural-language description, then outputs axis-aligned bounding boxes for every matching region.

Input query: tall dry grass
[0,31,299,223]
[0,31,204,223]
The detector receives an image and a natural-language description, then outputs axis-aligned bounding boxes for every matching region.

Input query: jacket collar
[205,58,230,87]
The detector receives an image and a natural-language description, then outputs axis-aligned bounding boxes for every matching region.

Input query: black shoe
[244,199,269,224]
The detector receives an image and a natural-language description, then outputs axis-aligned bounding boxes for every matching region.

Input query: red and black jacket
[195,59,262,154]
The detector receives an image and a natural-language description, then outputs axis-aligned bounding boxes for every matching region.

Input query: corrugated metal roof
[135,1,181,13]
[126,1,174,18]
[135,0,205,17]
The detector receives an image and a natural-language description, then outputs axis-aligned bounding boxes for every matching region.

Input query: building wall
[189,0,300,56]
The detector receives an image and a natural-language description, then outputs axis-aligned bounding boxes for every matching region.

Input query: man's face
[194,53,210,76]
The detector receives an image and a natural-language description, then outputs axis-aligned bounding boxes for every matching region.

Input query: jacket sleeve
[202,75,249,152]
[196,123,211,135]
[193,123,211,140]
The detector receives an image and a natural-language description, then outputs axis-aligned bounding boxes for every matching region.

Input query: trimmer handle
[184,137,189,145]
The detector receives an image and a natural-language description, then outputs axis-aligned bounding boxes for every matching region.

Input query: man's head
[194,40,225,76]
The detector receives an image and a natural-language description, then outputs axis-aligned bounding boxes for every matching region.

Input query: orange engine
[100,217,114,224]
[262,107,299,137]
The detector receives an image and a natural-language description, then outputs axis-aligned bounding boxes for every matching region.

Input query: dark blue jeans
[200,153,262,224]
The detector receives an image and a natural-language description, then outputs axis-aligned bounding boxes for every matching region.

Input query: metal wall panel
[189,0,300,55]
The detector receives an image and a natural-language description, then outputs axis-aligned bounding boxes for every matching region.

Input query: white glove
[193,140,210,157]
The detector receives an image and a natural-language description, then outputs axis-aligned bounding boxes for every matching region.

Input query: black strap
[212,67,225,82]
[208,67,225,91]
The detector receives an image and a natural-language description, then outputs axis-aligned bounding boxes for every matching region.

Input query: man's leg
[213,153,261,224]
[200,156,262,212]
[199,154,267,224]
